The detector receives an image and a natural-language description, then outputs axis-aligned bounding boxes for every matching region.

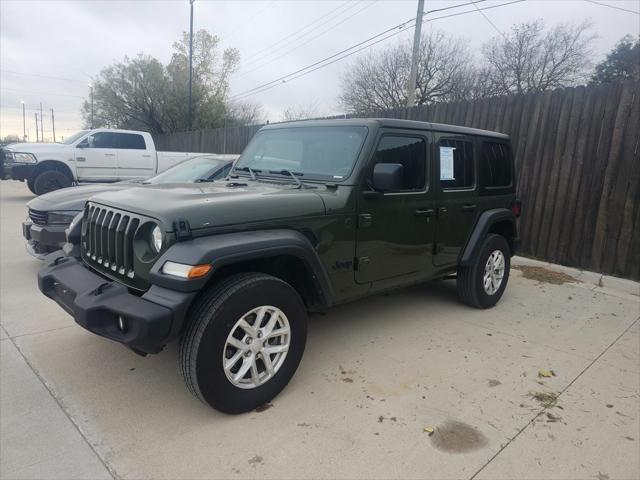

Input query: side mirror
[371,163,404,192]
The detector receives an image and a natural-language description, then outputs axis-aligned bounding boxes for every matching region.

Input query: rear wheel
[457,234,510,308]
[33,169,71,195]
[179,273,307,413]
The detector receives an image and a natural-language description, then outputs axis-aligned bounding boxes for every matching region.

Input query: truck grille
[29,209,48,226]
[81,203,145,290]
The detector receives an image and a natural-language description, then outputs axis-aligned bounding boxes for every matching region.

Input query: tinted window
[147,156,229,184]
[373,136,426,191]
[116,133,146,150]
[481,141,511,187]
[439,138,474,189]
[91,132,117,149]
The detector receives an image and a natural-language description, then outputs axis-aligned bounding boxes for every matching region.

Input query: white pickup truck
[1,129,211,195]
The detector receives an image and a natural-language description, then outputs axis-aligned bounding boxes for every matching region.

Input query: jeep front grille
[29,209,48,226]
[81,203,145,289]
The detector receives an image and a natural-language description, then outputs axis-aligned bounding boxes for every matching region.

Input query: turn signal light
[162,261,212,279]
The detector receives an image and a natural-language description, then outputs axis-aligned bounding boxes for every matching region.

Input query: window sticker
[440,147,456,180]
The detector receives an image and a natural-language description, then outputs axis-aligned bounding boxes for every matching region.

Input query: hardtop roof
[261,118,510,140]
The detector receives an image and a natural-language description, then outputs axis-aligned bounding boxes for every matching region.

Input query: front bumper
[3,163,35,181]
[23,220,67,258]
[38,253,196,354]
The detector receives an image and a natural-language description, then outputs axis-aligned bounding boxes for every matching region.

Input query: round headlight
[151,225,162,253]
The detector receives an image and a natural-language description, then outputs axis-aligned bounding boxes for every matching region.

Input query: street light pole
[21,101,26,141]
[88,83,94,128]
[188,0,195,131]
[35,113,39,142]
[406,0,424,107]
[51,108,56,143]
[39,102,44,141]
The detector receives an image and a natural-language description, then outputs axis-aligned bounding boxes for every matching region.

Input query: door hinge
[358,214,372,228]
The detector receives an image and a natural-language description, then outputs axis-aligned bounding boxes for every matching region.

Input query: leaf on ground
[423,426,434,436]
[538,369,556,378]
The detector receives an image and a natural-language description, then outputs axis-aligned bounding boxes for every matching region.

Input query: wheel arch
[33,160,75,181]
[149,229,334,309]
[459,208,518,266]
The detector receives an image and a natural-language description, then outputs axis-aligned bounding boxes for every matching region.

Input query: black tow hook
[93,282,111,296]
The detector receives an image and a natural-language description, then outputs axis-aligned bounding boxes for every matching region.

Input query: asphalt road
[1,180,639,480]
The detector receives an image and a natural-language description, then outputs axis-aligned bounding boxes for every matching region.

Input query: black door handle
[415,208,435,217]
[462,204,477,212]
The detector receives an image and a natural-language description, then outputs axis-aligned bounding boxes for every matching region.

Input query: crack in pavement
[469,315,640,479]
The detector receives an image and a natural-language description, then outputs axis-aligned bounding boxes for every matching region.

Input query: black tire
[26,178,37,194]
[457,234,511,309]
[33,169,72,195]
[179,272,308,414]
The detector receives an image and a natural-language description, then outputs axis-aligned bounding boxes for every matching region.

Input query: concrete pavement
[1,180,638,479]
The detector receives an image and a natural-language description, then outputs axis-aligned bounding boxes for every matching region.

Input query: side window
[481,141,512,187]
[439,138,474,189]
[115,133,146,150]
[373,135,426,191]
[90,132,117,149]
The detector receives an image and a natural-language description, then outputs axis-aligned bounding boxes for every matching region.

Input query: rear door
[114,133,155,179]
[75,132,118,181]
[355,130,436,283]
[433,133,479,267]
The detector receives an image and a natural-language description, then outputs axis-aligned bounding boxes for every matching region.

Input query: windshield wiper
[235,166,260,180]
[270,169,307,189]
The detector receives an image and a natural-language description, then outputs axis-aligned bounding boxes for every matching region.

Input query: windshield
[145,156,230,184]
[234,126,368,181]
[59,130,90,145]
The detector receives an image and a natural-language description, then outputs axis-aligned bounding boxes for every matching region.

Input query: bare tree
[227,101,265,126]
[339,30,473,113]
[281,101,320,121]
[482,20,596,95]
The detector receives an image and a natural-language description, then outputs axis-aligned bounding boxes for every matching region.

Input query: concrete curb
[512,256,640,298]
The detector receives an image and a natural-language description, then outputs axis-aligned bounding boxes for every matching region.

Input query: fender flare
[459,208,517,266]
[148,229,334,305]
[33,159,75,181]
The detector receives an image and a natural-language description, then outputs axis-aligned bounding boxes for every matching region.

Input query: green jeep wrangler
[38,119,520,413]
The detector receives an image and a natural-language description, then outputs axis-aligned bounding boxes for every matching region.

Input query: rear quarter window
[480,141,513,190]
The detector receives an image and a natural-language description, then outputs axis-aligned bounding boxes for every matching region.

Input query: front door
[433,132,479,267]
[75,132,118,181]
[355,131,436,284]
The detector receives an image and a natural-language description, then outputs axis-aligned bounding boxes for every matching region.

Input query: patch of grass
[529,391,559,408]
[513,265,579,285]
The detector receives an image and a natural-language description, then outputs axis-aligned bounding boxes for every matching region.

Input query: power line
[231,0,525,101]
[0,87,84,98]
[234,1,378,80]
[0,69,88,84]
[470,0,509,41]
[224,0,278,40]
[236,0,370,73]
[238,1,353,65]
[583,0,640,15]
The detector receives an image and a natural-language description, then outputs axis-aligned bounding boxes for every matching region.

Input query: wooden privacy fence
[153,81,640,280]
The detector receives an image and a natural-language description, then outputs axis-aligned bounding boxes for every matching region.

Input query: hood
[27,183,134,212]
[90,181,327,230]
[5,142,70,153]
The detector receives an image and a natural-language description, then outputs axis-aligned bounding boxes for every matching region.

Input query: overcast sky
[1,0,638,141]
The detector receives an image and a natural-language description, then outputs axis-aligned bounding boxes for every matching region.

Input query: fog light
[118,315,127,333]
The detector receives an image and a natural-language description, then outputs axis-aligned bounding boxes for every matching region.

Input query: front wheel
[33,169,71,195]
[179,273,307,413]
[457,234,510,309]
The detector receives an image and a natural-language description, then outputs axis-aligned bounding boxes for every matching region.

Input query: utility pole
[88,83,94,128]
[35,113,39,142]
[21,101,26,141]
[39,102,44,141]
[188,0,195,131]
[51,108,56,142]
[406,0,424,107]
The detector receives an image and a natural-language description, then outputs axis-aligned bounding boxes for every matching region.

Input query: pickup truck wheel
[457,234,510,309]
[179,273,307,414]
[26,178,37,194]
[33,170,71,195]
